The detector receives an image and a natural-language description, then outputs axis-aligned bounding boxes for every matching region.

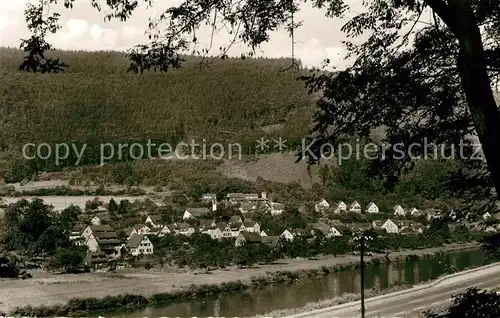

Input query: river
[106,248,487,317]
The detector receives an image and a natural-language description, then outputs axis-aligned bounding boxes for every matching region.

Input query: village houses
[226,193,267,205]
[234,232,282,248]
[393,205,406,216]
[126,234,154,256]
[280,229,310,241]
[409,207,420,216]
[372,219,399,234]
[333,201,347,213]
[82,225,122,258]
[90,213,113,226]
[329,220,352,236]
[145,215,164,228]
[201,193,217,202]
[270,202,285,215]
[315,198,330,212]
[235,231,262,247]
[366,202,379,214]
[183,207,211,220]
[177,222,196,236]
[349,201,362,213]
[307,222,343,238]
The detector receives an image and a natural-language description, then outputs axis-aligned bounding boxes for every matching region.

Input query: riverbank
[4,242,478,316]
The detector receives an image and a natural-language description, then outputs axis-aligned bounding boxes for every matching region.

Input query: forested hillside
[1,48,311,151]
[0,47,468,210]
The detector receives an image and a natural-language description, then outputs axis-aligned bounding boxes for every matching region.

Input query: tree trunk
[452,0,500,197]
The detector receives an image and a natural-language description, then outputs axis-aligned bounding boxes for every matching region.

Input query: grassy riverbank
[5,242,479,316]
[258,283,415,317]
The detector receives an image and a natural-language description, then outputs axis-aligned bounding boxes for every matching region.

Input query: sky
[0,0,373,69]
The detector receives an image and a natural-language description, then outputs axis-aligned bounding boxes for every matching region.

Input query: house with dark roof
[261,235,281,248]
[216,222,233,239]
[393,205,406,216]
[270,202,285,215]
[326,220,351,236]
[280,229,310,241]
[69,223,86,245]
[372,219,399,234]
[332,201,347,213]
[348,201,362,213]
[331,224,350,236]
[183,207,211,219]
[81,224,115,241]
[228,222,245,237]
[84,251,109,268]
[123,227,136,238]
[145,215,163,228]
[201,193,217,202]
[177,222,196,236]
[157,224,177,237]
[409,207,421,217]
[314,198,330,212]
[411,222,426,234]
[243,220,260,233]
[201,224,223,240]
[307,222,342,238]
[199,218,216,230]
[350,223,373,232]
[235,231,263,247]
[226,193,259,205]
[126,234,154,256]
[132,224,150,234]
[399,227,418,235]
[90,213,113,226]
[84,226,122,257]
[229,215,243,224]
[396,220,414,232]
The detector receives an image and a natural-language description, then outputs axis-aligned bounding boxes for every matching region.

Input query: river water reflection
[111,249,487,317]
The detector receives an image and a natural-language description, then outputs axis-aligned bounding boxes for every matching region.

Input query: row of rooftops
[73,215,260,236]
[315,199,436,213]
[237,231,280,247]
[78,210,428,239]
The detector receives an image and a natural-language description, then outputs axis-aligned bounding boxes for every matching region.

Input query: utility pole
[360,233,365,318]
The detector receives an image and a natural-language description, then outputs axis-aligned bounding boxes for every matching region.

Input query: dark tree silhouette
[424,287,500,317]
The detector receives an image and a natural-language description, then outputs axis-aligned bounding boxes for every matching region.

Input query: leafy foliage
[0,199,78,264]
[424,287,500,318]
[46,246,87,273]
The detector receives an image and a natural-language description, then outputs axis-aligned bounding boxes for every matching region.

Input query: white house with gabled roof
[393,205,406,216]
[409,207,420,216]
[145,215,163,228]
[372,219,399,234]
[366,202,379,214]
[333,201,347,213]
[315,198,330,212]
[126,234,154,256]
[349,201,362,213]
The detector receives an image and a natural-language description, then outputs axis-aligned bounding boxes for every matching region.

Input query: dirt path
[0,243,477,313]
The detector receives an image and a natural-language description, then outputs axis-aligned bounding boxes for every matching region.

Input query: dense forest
[0,47,312,146]
[0,47,313,174]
